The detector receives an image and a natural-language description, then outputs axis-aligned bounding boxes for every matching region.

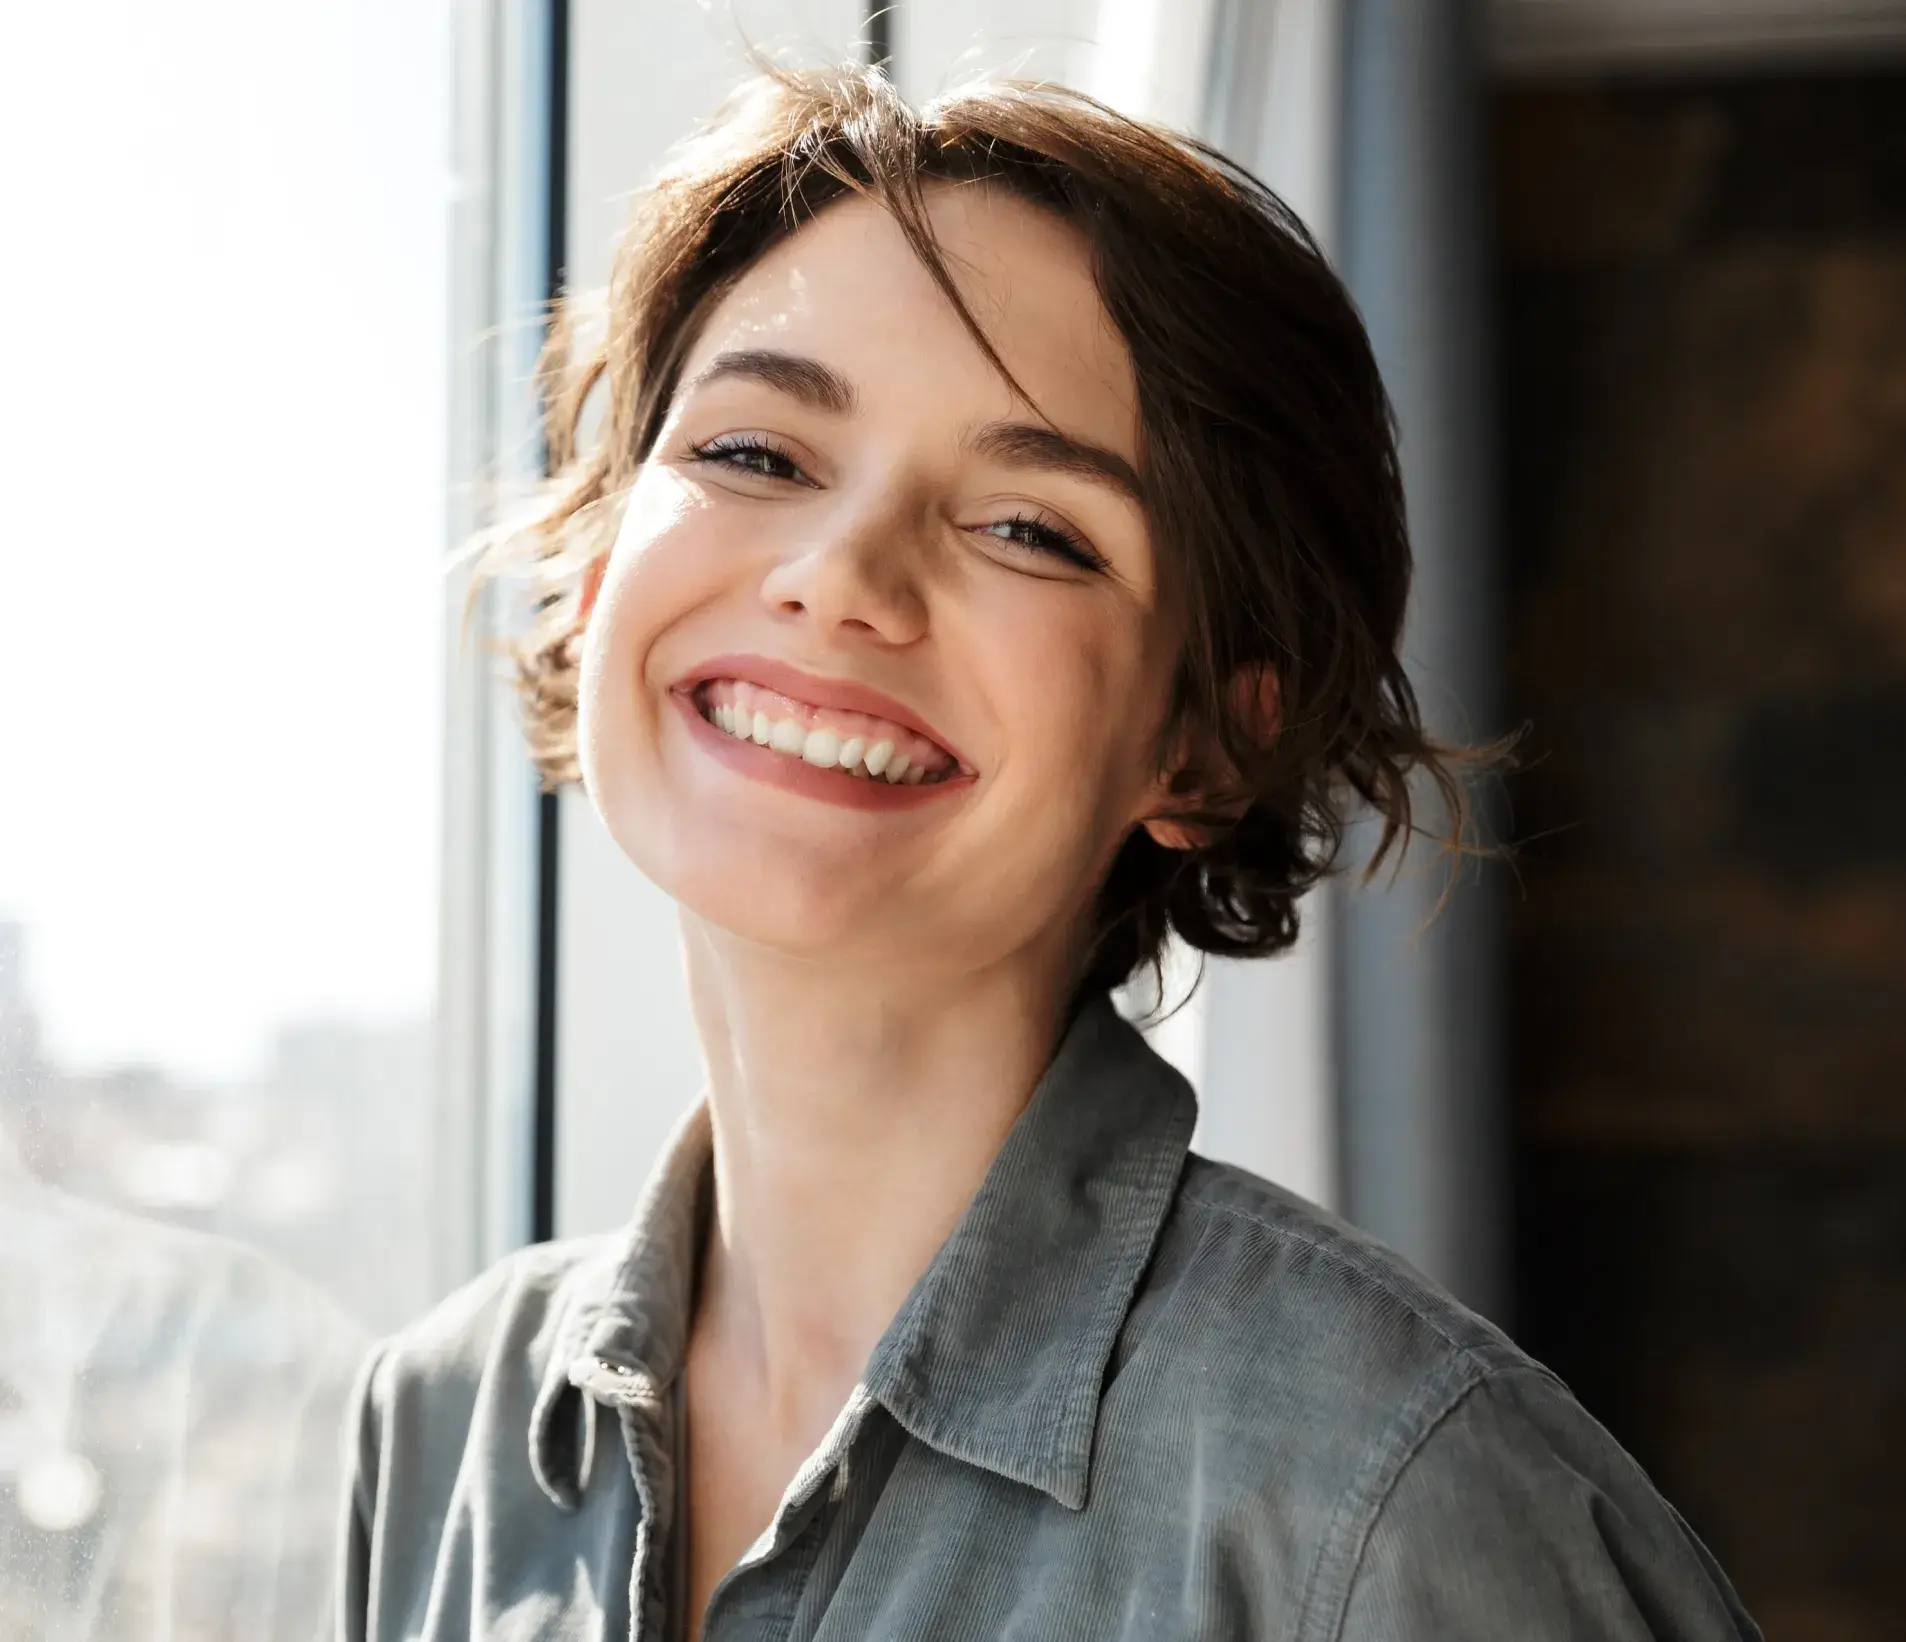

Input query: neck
[682,912,1078,1443]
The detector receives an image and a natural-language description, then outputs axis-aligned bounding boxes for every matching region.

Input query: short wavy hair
[487,64,1487,994]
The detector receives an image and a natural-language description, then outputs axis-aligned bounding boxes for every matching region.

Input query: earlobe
[1142,816,1201,851]
[1139,722,1206,853]
[1138,665,1280,854]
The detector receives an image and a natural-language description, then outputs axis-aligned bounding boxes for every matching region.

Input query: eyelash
[686,434,1109,573]
[978,511,1109,572]
[690,432,809,483]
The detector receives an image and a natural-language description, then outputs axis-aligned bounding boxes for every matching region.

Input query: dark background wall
[1494,71,1906,1641]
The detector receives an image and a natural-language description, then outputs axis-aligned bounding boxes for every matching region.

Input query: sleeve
[334,1341,389,1642]
[1332,1369,1762,1642]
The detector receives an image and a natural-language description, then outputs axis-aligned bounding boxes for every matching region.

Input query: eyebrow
[683,348,858,414]
[682,347,1142,502]
[966,420,1143,504]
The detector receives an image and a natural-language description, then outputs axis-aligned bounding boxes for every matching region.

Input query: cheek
[967,589,1164,842]
[604,467,714,623]
[576,471,712,794]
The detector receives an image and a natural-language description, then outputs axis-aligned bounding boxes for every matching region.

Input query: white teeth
[706,697,944,785]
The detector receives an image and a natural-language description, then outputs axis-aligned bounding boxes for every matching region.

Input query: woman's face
[578,186,1181,983]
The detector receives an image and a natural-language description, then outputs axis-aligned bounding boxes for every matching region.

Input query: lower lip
[669,690,971,812]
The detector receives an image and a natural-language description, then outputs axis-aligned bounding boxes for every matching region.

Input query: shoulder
[1131,1154,1532,1416]
[337,1236,638,1636]
[1112,1158,1759,1640]
[1328,1365,1761,1639]
[348,1232,620,1456]
[1117,1153,1530,1511]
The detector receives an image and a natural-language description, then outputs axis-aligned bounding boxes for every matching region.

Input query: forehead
[677,186,1139,456]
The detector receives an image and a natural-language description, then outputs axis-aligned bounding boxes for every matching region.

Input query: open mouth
[691,678,962,787]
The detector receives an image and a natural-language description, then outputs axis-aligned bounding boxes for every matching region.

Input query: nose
[757,502,929,646]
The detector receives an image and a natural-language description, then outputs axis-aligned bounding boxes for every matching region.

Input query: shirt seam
[1176,1182,1529,1378]
[1295,1357,1493,1642]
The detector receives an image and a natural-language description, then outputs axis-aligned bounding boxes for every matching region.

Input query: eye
[976,511,1109,573]
[690,434,812,485]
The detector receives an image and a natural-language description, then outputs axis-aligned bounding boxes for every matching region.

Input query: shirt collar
[533,991,1196,1513]
[530,1100,712,1508]
[859,993,1196,1508]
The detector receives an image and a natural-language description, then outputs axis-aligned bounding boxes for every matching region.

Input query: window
[0,5,456,1634]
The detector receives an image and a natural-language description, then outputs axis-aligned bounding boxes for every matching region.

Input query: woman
[339,67,1758,1641]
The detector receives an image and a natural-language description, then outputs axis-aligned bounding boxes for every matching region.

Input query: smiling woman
[337,65,1759,1642]
[579,182,1187,983]
[501,67,1466,992]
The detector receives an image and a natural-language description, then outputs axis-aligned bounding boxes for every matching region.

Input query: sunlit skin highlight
[572,187,1202,1634]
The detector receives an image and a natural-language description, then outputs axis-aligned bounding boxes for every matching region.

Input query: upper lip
[673,653,969,770]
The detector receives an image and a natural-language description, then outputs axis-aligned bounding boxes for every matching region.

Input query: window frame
[437,0,568,1280]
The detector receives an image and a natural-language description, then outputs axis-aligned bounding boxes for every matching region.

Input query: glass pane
[0,4,449,1636]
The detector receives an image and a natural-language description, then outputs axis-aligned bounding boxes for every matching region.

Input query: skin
[576,184,1199,1637]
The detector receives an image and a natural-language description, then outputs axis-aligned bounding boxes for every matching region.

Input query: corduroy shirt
[337,993,1759,1641]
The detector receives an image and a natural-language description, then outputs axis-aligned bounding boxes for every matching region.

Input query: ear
[1232,662,1281,747]
[1138,664,1281,853]
[1142,815,1201,851]
[577,554,607,624]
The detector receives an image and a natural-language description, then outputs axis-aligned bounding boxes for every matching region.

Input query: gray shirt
[337,994,1759,1641]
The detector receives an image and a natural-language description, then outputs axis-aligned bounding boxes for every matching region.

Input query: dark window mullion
[867,2,894,72]
[531,0,569,1245]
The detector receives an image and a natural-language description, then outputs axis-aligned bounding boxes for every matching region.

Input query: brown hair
[489,64,1490,994]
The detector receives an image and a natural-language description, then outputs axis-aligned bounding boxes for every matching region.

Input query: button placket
[614,1392,677,1642]
[700,1387,881,1641]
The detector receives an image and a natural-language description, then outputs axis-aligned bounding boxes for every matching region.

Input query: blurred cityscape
[0,919,439,1640]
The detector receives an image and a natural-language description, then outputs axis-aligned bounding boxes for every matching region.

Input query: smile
[668,655,972,812]
[694,679,957,786]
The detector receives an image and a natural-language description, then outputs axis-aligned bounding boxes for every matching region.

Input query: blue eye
[981,512,1108,572]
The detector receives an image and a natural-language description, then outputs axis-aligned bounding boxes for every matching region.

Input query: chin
[679,863,879,955]
[597,792,889,954]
